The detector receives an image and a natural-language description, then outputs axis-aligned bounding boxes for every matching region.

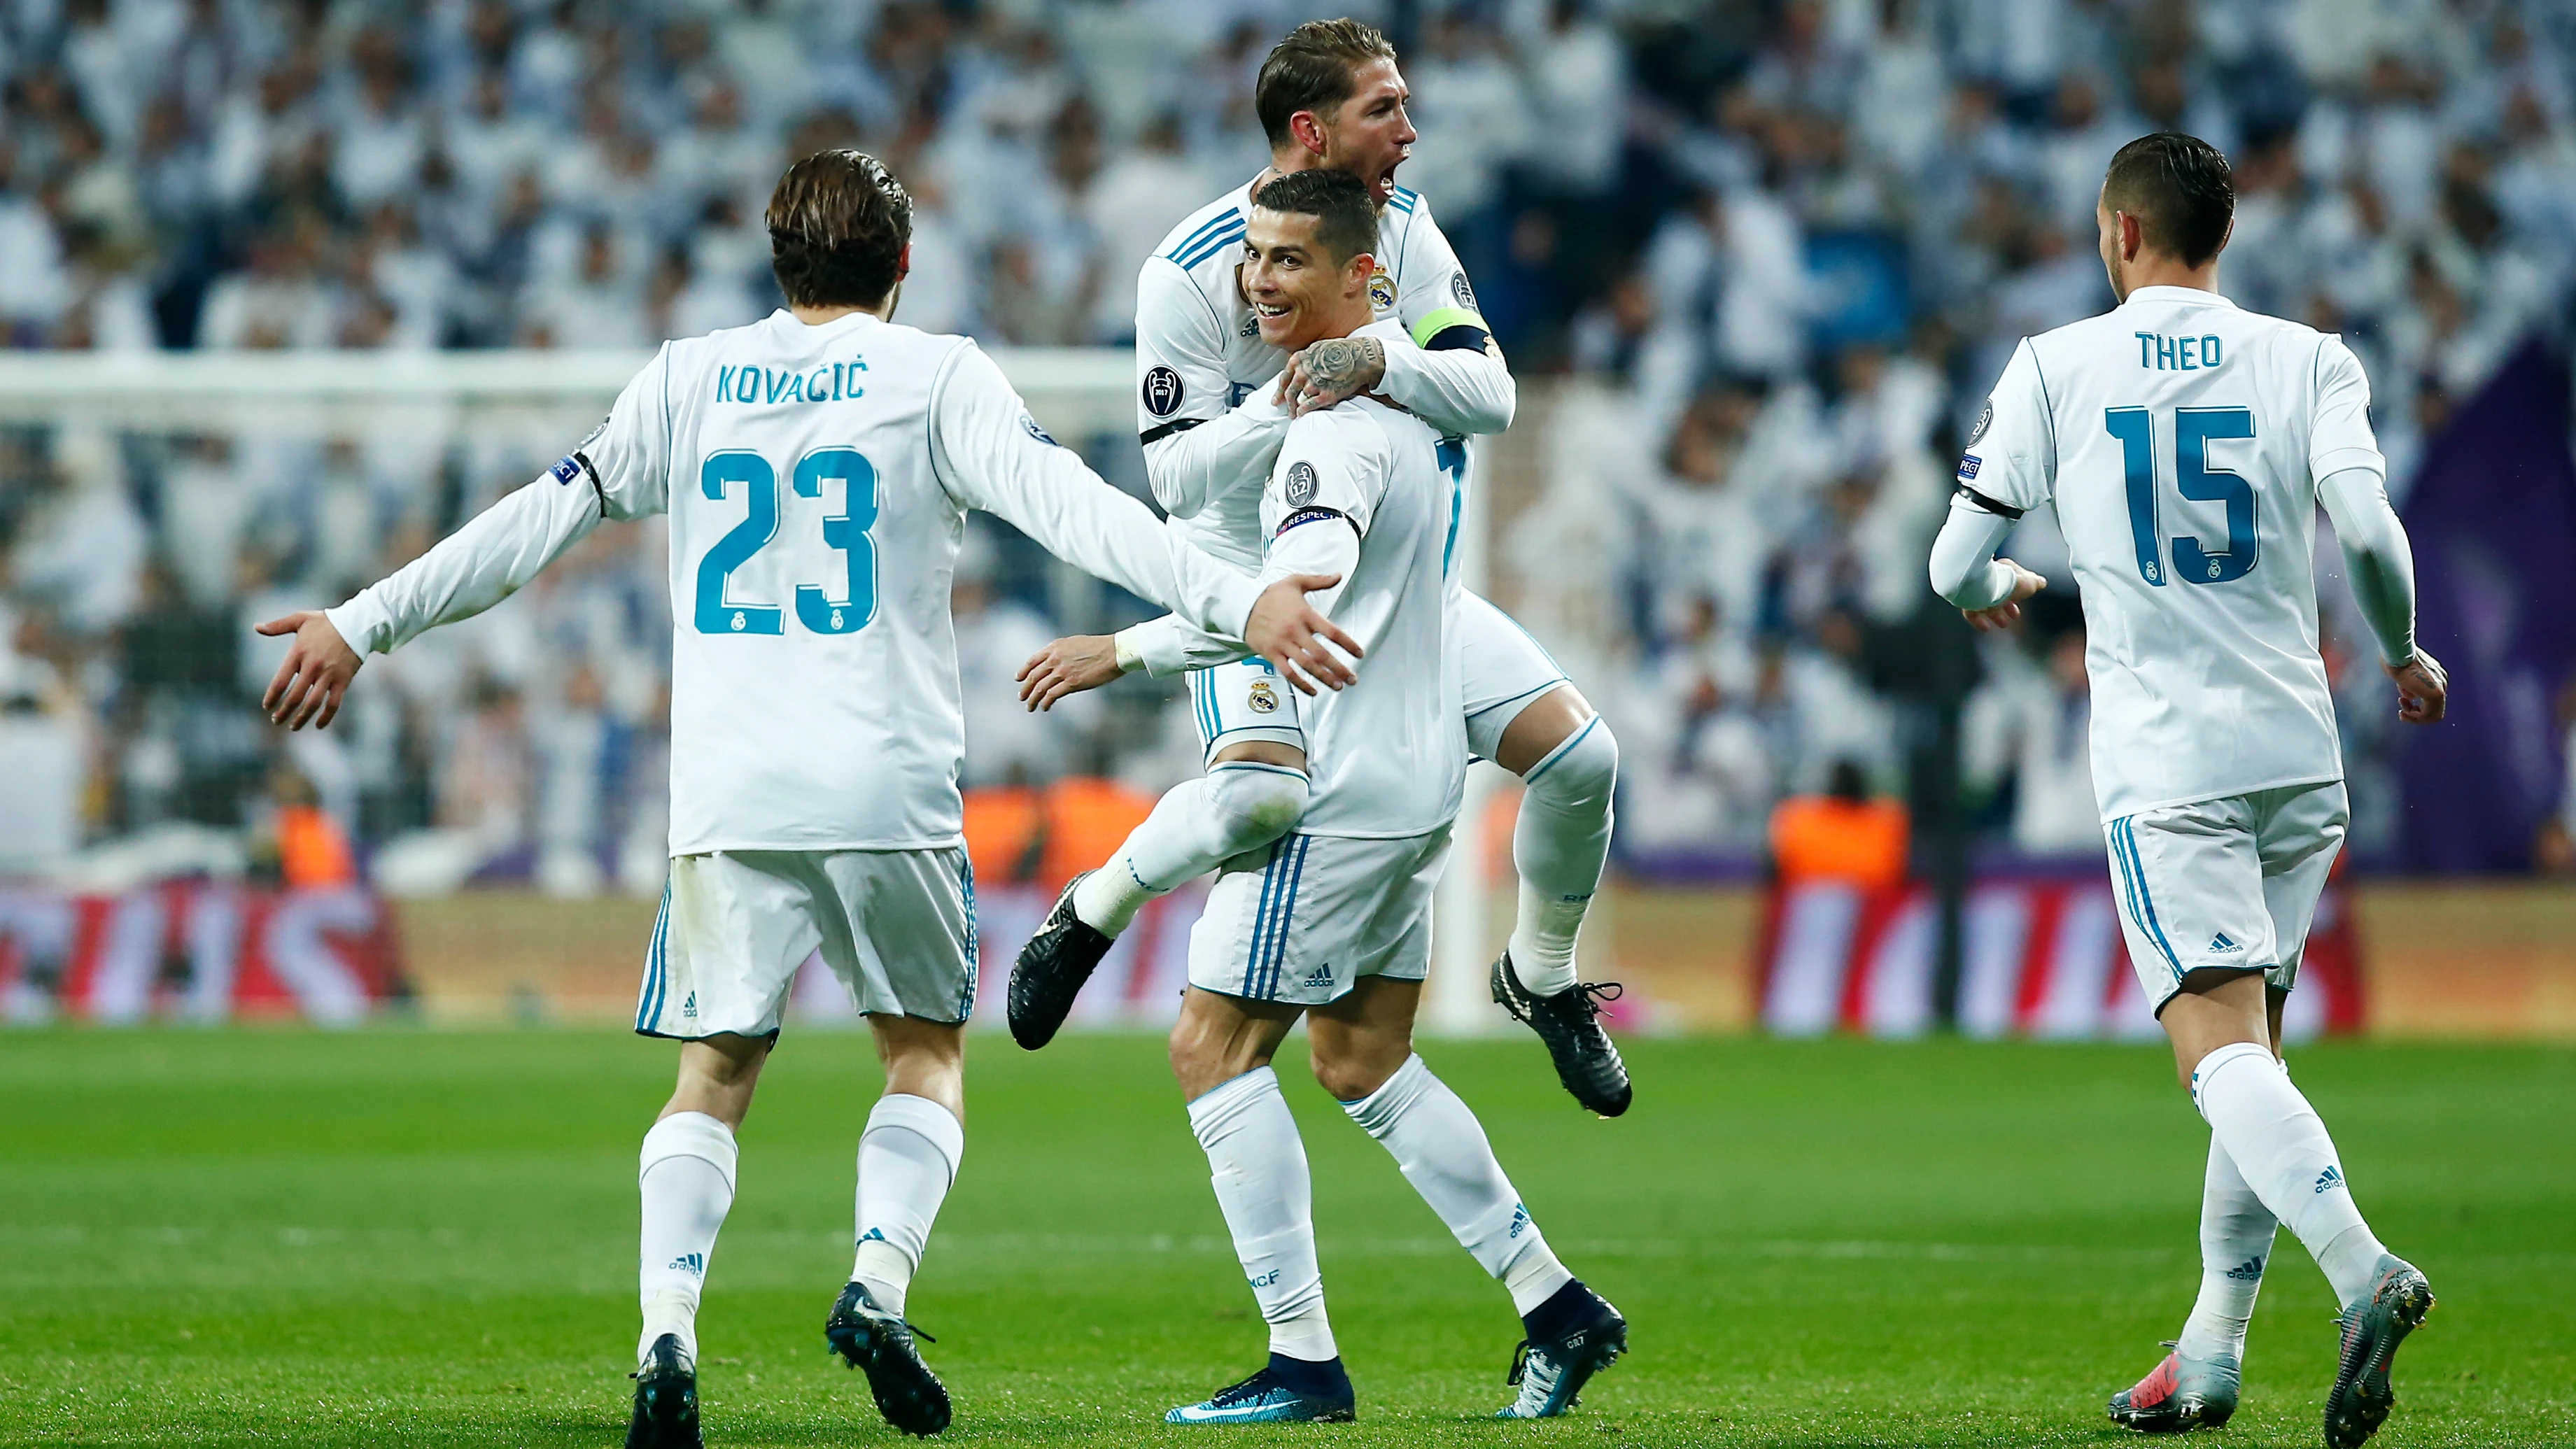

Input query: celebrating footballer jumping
[166,6,2526,1448]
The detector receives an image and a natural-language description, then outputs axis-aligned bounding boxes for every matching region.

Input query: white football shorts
[635,847,977,1040]
[1185,591,1568,767]
[2106,780,2348,1015]
[1186,828,1451,1006]
[1456,590,1572,760]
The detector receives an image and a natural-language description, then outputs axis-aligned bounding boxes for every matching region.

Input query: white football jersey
[1262,321,1468,837]
[328,309,1263,856]
[1962,285,2386,820]
[1136,177,1492,570]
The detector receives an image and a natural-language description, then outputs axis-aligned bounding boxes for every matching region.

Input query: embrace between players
[256,18,2445,1449]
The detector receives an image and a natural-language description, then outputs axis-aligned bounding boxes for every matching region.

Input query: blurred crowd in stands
[0,0,2571,892]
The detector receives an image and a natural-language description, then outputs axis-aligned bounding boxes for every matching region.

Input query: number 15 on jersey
[2106,405,2258,586]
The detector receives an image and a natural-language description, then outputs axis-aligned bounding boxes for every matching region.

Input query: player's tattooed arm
[1276,336,1385,417]
[1017,635,1124,712]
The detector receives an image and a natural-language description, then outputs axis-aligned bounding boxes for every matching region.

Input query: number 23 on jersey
[694,447,880,636]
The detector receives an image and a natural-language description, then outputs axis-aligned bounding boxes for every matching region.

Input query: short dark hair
[1253,169,1377,266]
[2102,132,2234,268]
[1255,18,1398,150]
[766,150,912,309]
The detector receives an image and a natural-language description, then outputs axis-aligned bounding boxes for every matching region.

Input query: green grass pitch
[1,1029,2569,1447]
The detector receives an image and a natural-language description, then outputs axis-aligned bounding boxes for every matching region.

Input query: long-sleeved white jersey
[327,308,1268,856]
[1125,176,1510,672]
[1938,285,2398,821]
[1255,320,1468,837]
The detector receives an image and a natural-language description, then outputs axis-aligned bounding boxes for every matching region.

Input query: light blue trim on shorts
[957,851,980,1019]
[1241,834,1312,999]
[635,881,673,1032]
[2110,817,2181,980]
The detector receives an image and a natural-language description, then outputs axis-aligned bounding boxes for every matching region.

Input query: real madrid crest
[1367,266,1396,313]
[1247,680,1280,714]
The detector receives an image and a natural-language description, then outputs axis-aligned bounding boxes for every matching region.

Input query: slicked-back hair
[766,150,912,309]
[1255,17,1399,149]
[2102,132,2234,268]
[1253,169,1378,267]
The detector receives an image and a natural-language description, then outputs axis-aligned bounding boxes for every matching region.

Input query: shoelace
[840,1300,938,1345]
[1505,1340,1557,1387]
[1206,1370,1286,1407]
[1500,975,1624,1026]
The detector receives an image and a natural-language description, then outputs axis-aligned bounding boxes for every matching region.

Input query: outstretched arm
[931,342,1360,692]
[263,467,610,729]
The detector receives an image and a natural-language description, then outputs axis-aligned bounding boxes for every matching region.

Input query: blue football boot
[1498,1280,1627,1418]
[1166,1354,1356,1425]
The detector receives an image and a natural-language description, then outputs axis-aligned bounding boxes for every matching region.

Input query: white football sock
[1075,764,1309,937]
[2176,1129,2278,1362]
[638,1111,738,1366]
[1339,1054,1573,1316]
[2192,1040,2387,1307]
[1507,718,1616,996]
[1188,1066,1336,1362]
[851,1093,964,1317]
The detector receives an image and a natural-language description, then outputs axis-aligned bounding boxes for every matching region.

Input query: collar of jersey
[768,308,882,337]
[2122,285,2237,309]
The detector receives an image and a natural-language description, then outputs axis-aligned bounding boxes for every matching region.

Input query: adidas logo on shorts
[2315,1165,2345,1194]
[2208,932,2244,954]
[2224,1253,2267,1281]
[1301,964,1335,991]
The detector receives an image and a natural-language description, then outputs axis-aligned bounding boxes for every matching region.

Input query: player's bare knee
[1206,763,1309,851]
[663,1034,771,1127]
[1306,1028,1409,1103]
[1169,998,1278,1101]
[1308,1049,1395,1105]
[872,1015,966,1117]
[1523,714,1617,806]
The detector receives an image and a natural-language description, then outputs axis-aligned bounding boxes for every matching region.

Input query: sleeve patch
[1285,460,1319,506]
[1273,505,1346,537]
[1969,397,1993,444]
[1020,412,1057,446]
[549,455,582,485]
[1956,454,1982,480]
[1450,270,1476,311]
[1142,366,1185,418]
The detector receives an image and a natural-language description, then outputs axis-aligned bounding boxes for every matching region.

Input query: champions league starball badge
[1971,397,1994,444]
[1286,460,1318,506]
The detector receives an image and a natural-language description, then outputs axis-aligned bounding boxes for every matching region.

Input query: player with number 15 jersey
[1931,133,2444,1449]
